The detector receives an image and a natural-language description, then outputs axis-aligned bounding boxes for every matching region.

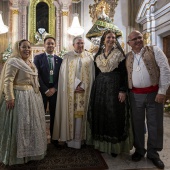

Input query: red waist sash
[131,85,158,94]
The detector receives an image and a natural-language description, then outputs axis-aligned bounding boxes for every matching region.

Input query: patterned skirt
[0,88,47,165]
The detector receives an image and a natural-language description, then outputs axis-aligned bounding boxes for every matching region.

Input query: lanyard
[134,55,142,66]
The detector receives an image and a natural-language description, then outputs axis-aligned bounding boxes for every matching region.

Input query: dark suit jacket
[34,53,62,94]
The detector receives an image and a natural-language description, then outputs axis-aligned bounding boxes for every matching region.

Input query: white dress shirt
[132,46,170,95]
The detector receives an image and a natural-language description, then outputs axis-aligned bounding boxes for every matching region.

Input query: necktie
[47,55,53,83]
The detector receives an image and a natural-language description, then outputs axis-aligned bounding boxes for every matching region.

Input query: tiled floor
[101,112,170,170]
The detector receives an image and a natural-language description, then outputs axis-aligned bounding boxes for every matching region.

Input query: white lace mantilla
[96,48,124,72]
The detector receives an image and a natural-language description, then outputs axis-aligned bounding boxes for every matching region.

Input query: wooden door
[163,35,170,99]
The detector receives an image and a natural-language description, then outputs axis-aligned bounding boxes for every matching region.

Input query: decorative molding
[28,0,56,44]
[155,20,170,32]
[10,0,19,8]
[89,0,119,23]
[57,0,72,10]
[53,0,61,52]
[136,0,157,23]
[62,11,69,16]
[154,3,170,19]
[12,9,19,14]
[19,0,30,7]
[143,32,151,45]
[72,0,81,3]
[136,0,170,47]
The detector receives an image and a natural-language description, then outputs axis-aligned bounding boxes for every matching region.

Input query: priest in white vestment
[52,36,95,149]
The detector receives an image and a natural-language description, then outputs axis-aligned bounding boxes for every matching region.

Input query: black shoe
[81,143,87,148]
[147,157,164,169]
[132,152,143,162]
[51,140,59,147]
[111,153,118,157]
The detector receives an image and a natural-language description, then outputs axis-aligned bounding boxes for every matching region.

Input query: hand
[155,94,166,103]
[46,88,56,97]
[118,92,126,103]
[49,88,56,95]
[75,86,85,93]
[6,99,15,110]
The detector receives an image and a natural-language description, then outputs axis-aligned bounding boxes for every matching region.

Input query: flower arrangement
[1,43,12,63]
[164,99,170,113]
[58,48,67,58]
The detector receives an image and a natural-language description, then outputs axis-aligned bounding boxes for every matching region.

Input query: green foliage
[58,48,67,58]
[164,99,170,112]
[1,43,12,63]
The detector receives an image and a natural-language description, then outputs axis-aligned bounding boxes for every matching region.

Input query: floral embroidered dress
[0,57,47,165]
[87,47,133,154]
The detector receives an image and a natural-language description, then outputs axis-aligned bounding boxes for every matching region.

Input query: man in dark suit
[34,37,62,146]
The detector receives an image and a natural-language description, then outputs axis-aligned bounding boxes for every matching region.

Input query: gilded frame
[28,0,55,44]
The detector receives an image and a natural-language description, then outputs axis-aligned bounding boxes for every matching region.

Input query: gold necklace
[100,48,114,66]
[101,57,109,66]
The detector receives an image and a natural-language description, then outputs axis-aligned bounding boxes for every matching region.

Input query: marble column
[58,0,72,50]
[19,0,30,39]
[53,1,61,52]
[10,0,19,46]
[61,10,69,49]
[11,8,19,45]
[150,6,156,45]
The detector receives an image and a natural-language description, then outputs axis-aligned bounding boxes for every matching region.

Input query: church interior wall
[81,0,93,51]
[114,0,129,52]
[155,0,170,11]
[0,0,169,65]
[0,0,139,57]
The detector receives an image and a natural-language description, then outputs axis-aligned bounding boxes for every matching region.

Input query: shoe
[51,140,59,147]
[81,143,87,148]
[147,157,165,169]
[132,152,143,162]
[111,153,118,157]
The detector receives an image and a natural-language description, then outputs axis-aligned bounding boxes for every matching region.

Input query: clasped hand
[46,88,56,97]
[75,84,85,93]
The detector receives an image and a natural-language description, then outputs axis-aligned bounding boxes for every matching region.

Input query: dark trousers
[41,92,57,138]
[130,91,163,159]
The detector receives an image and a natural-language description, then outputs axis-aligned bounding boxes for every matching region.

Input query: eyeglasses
[128,36,143,42]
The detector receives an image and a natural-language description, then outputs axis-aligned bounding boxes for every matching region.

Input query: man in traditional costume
[52,36,95,149]
[126,30,170,169]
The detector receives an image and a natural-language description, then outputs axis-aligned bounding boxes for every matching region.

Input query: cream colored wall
[81,0,93,51]
[114,0,129,52]
[155,0,170,11]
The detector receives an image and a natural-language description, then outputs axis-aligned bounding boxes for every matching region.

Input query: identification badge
[50,70,53,75]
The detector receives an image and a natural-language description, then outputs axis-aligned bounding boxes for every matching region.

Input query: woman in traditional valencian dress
[0,40,47,165]
[87,30,133,156]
